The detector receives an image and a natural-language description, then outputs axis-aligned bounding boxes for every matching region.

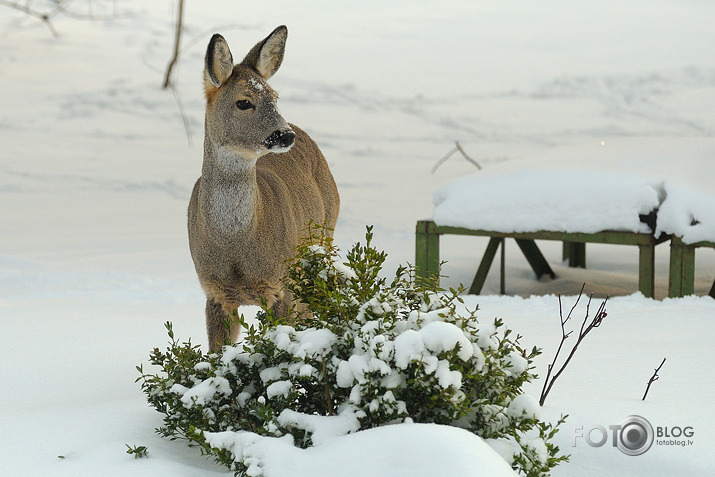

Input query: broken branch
[642,357,666,401]
[431,141,482,173]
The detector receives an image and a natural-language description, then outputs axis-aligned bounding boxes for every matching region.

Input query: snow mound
[206,422,518,477]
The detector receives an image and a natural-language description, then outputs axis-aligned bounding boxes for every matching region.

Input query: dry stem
[642,357,666,401]
[539,285,608,406]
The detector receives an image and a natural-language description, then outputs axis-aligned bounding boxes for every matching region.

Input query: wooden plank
[638,243,655,298]
[415,220,440,288]
[696,239,715,298]
[669,240,684,297]
[515,238,556,279]
[573,242,586,268]
[689,240,715,248]
[415,221,428,280]
[669,237,695,297]
[433,226,655,246]
[682,245,695,296]
[500,237,505,294]
[469,237,501,295]
[563,241,586,268]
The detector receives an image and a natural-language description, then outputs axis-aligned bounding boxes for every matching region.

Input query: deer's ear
[205,34,234,89]
[242,26,287,80]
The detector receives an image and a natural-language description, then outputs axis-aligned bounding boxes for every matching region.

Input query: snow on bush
[137,226,567,477]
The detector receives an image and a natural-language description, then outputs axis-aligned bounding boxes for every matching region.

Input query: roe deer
[188,26,340,351]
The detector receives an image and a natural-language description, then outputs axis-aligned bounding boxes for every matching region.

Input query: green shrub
[137,226,567,476]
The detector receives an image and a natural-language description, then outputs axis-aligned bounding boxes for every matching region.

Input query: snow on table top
[432,137,715,243]
[434,168,660,235]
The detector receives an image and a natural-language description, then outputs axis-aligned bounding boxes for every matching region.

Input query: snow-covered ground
[1,1,714,475]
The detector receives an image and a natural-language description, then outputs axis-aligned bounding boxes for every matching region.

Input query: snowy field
[1,0,714,475]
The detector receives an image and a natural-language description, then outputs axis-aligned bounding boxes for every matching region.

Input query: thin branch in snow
[539,285,608,406]
[642,357,666,401]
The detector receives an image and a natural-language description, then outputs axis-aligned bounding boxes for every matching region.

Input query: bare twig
[52,0,122,21]
[0,0,60,37]
[159,0,192,145]
[642,358,666,401]
[454,142,482,170]
[169,82,193,145]
[539,284,583,401]
[539,286,608,406]
[1,0,122,36]
[431,141,482,173]
[163,0,185,89]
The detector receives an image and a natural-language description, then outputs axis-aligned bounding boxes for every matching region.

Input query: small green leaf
[126,444,148,459]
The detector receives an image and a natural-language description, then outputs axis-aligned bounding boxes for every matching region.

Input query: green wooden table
[415,220,669,297]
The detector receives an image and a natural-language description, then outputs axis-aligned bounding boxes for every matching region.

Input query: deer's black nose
[278,130,295,148]
[265,129,295,150]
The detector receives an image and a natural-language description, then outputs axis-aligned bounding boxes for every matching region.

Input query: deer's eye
[235,100,255,110]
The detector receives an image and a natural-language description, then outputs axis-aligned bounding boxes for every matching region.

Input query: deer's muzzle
[264,129,295,151]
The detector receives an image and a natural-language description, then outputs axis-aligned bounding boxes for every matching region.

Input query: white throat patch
[208,147,258,234]
[216,146,259,171]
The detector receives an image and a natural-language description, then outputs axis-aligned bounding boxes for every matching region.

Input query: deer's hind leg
[206,298,241,352]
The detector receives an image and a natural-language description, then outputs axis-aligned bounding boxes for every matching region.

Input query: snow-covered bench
[416,162,715,298]
[415,220,666,297]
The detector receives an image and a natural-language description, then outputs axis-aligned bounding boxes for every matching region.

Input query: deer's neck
[200,145,261,236]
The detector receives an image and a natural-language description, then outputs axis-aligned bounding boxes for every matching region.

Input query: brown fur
[188,27,340,351]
